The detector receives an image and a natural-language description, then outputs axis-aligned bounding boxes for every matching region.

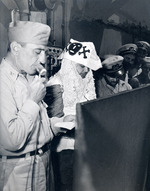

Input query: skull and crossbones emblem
[66,42,90,59]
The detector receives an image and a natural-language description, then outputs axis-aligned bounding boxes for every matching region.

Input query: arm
[0,80,40,151]
[0,74,45,152]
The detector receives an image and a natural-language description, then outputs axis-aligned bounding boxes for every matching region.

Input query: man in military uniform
[136,41,150,59]
[0,21,72,191]
[132,56,150,88]
[95,55,132,98]
[116,43,140,81]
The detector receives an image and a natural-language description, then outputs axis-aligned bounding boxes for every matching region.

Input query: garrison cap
[116,43,137,56]
[8,21,51,45]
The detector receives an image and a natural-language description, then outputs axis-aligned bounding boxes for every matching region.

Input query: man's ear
[10,42,21,55]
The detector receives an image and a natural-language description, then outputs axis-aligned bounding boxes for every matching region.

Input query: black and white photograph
[0,0,150,191]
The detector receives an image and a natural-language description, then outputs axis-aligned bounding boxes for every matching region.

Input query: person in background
[95,55,132,98]
[128,41,150,88]
[130,56,150,88]
[44,39,102,191]
[0,21,73,191]
[136,41,150,71]
[116,43,141,85]
[136,41,150,61]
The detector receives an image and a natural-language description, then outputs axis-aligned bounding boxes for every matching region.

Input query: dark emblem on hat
[67,43,82,55]
[129,47,135,51]
[78,46,90,59]
[112,64,121,72]
[66,42,90,59]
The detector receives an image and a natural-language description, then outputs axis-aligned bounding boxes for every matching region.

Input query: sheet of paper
[55,122,75,130]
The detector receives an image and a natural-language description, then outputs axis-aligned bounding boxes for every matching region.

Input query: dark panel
[74,85,150,191]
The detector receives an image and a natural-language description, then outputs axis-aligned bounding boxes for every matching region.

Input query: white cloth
[48,59,97,152]
[59,39,102,71]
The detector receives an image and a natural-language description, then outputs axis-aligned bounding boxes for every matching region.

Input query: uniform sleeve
[0,79,40,151]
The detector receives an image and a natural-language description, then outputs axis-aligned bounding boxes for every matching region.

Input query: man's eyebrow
[35,48,46,51]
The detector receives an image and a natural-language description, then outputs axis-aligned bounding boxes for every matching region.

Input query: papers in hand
[54,122,75,130]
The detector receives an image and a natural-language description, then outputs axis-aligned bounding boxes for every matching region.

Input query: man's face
[104,74,119,87]
[76,63,90,78]
[123,54,135,65]
[17,43,47,75]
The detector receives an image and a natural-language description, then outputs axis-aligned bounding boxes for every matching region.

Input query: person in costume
[45,39,102,191]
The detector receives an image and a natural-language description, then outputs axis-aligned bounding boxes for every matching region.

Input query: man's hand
[50,117,67,136]
[29,75,46,104]
[50,115,76,136]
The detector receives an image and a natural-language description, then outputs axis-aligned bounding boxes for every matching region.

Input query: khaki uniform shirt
[0,58,54,156]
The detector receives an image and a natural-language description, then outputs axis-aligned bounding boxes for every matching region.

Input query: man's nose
[39,51,47,64]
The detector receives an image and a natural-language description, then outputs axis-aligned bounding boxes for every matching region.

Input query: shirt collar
[2,58,25,81]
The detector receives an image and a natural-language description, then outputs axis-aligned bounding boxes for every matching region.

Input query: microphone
[39,68,47,78]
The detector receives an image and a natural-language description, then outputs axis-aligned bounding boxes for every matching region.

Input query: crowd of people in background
[94,40,150,95]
